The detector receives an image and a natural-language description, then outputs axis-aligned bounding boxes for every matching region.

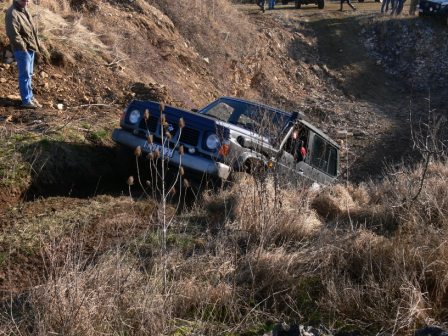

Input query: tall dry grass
[1,160,448,335]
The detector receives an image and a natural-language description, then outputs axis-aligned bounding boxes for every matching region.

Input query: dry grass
[1,159,448,335]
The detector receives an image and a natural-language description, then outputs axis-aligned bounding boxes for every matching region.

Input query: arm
[5,12,27,51]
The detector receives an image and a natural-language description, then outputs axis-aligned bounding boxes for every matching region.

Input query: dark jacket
[5,1,41,52]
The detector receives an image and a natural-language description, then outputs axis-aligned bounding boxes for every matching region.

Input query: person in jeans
[268,0,276,9]
[391,0,404,14]
[340,0,357,11]
[5,0,42,109]
[381,0,393,13]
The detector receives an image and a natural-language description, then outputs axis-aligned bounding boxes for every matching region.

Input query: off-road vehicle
[112,97,339,186]
[418,0,448,25]
[281,0,325,9]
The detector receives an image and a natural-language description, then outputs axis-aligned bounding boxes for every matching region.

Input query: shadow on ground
[20,140,204,209]
[21,140,130,200]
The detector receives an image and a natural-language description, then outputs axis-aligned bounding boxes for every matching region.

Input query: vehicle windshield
[199,98,292,145]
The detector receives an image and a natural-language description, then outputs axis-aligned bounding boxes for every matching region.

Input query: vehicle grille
[139,116,158,133]
[137,116,200,147]
[179,127,199,146]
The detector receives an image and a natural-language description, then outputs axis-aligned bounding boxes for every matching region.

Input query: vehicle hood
[125,100,217,131]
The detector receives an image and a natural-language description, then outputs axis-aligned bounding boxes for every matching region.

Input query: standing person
[258,0,266,12]
[391,0,404,14]
[268,0,276,9]
[340,0,357,11]
[5,0,42,109]
[381,0,392,13]
[409,0,417,14]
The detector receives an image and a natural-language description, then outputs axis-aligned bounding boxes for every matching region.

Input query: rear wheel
[295,0,301,8]
[244,159,268,182]
[317,0,324,9]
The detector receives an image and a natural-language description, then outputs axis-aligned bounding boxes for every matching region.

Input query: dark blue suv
[418,0,448,25]
[112,97,339,186]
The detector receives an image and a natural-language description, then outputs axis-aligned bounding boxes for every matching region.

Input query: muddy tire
[317,0,324,9]
[295,0,301,8]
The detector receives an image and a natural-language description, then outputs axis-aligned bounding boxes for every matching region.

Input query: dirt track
[240,0,425,181]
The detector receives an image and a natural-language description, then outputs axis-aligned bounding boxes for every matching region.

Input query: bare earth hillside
[0,0,447,334]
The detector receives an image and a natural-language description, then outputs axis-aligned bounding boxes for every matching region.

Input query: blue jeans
[392,0,403,14]
[14,50,35,104]
[381,0,391,12]
[269,0,275,8]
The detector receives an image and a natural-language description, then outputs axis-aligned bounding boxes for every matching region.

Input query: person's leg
[348,0,356,10]
[390,0,396,13]
[14,50,34,104]
[393,0,402,14]
[340,0,344,10]
[28,51,35,103]
[409,0,417,15]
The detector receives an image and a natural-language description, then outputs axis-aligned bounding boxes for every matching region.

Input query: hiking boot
[21,101,37,109]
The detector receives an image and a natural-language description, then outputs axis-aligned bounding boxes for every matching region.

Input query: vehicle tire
[317,0,324,9]
[295,0,301,8]
[244,159,268,182]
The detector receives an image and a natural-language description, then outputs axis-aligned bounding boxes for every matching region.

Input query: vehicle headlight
[205,134,220,150]
[129,109,141,124]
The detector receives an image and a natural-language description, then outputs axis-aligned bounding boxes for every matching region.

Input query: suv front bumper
[112,129,231,180]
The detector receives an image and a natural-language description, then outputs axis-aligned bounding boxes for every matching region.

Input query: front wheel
[295,0,301,8]
[317,0,324,9]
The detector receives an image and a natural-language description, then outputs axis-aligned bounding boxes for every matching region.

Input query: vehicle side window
[310,136,327,170]
[328,146,338,176]
[310,135,337,176]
